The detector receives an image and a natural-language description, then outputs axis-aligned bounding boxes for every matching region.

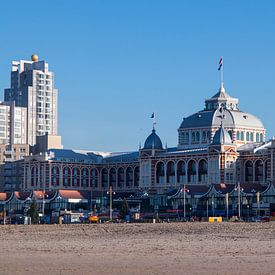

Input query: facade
[1,83,275,217]
[4,55,58,146]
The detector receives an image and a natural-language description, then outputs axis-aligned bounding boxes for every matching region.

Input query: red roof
[58,190,89,200]
[14,191,32,201]
[0,192,12,202]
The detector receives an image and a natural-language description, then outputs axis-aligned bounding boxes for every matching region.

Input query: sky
[0,0,274,151]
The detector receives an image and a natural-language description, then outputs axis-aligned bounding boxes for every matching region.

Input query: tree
[28,199,39,224]
[119,198,129,220]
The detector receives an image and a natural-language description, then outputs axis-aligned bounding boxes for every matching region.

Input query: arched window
[81,168,89,187]
[198,159,208,182]
[191,132,196,143]
[202,131,207,143]
[177,161,186,183]
[117,168,125,189]
[241,132,244,141]
[260,133,263,142]
[134,167,139,187]
[109,168,116,188]
[72,167,80,187]
[101,168,108,188]
[188,160,196,183]
[236,131,240,140]
[63,167,71,187]
[256,133,260,142]
[156,162,165,184]
[166,161,175,184]
[246,132,250,141]
[245,161,253,182]
[126,167,133,188]
[255,160,263,182]
[51,166,60,186]
[90,169,98,188]
[250,132,254,141]
[196,132,200,142]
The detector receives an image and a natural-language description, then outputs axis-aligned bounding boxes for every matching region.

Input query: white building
[4,54,58,146]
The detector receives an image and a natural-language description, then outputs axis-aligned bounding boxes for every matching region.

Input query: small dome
[31,54,39,62]
[212,126,232,145]
[143,129,163,150]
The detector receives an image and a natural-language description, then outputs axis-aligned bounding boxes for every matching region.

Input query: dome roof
[179,109,264,130]
[179,85,265,130]
[143,129,163,150]
[212,126,232,145]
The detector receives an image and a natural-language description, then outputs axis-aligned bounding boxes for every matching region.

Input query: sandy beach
[0,222,274,275]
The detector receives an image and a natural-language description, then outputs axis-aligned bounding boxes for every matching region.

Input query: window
[236,131,240,140]
[246,132,250,141]
[256,133,260,142]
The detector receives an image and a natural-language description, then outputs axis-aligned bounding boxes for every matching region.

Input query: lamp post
[225,192,229,220]
[235,182,243,220]
[107,185,115,221]
[212,195,215,217]
[256,191,260,218]
[181,184,189,219]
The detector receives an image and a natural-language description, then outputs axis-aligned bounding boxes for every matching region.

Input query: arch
[101,168,108,188]
[241,131,244,141]
[156,161,165,184]
[256,133,260,143]
[109,168,116,188]
[134,166,139,187]
[117,167,125,189]
[51,166,60,186]
[90,168,98,188]
[177,160,186,183]
[254,160,263,182]
[166,161,175,184]
[72,167,80,187]
[260,133,263,142]
[81,168,89,187]
[198,159,208,182]
[126,167,133,188]
[195,132,200,142]
[187,160,197,183]
[63,166,71,187]
[191,132,195,143]
[245,160,253,182]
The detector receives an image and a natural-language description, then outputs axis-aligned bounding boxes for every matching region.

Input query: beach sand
[0,222,274,275]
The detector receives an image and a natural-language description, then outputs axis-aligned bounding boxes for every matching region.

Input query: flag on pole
[218,57,223,71]
[151,112,155,119]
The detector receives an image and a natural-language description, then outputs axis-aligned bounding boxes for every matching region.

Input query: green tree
[28,199,39,224]
[119,198,129,220]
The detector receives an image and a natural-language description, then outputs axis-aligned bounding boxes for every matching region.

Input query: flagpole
[221,56,224,87]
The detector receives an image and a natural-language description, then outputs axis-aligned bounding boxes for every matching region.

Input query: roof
[58,190,89,200]
[211,126,232,145]
[0,192,12,202]
[14,191,32,201]
[179,109,264,130]
[213,183,235,194]
[143,129,163,150]
[33,191,56,201]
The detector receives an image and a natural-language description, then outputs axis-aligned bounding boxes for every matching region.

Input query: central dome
[143,129,163,150]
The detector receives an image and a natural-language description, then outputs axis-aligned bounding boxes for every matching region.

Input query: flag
[218,57,223,71]
[151,112,155,119]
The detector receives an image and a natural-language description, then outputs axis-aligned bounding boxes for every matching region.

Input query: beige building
[4,55,58,146]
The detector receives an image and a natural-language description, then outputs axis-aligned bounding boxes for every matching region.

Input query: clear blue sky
[0,1,274,151]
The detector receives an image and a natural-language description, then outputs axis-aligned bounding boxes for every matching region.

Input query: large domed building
[178,84,265,149]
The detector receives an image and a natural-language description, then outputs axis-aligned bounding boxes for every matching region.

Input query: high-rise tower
[4,55,58,146]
